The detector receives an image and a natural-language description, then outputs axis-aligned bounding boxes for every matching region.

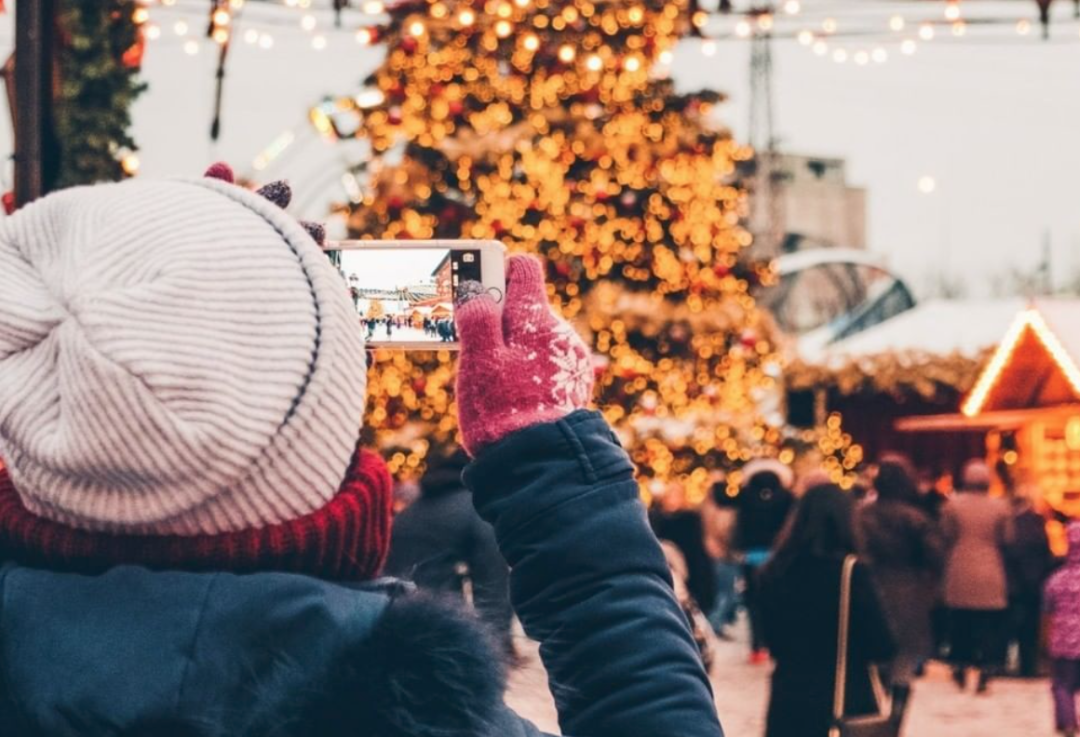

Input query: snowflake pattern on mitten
[455,255,595,456]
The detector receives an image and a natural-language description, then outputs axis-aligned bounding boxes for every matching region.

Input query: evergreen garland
[54,0,147,188]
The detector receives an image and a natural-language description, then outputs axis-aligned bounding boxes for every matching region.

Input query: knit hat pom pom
[257,181,293,209]
[301,220,326,247]
[204,162,235,184]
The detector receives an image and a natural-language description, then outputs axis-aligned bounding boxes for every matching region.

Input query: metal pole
[14,0,56,207]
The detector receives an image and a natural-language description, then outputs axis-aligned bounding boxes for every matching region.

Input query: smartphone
[326,239,507,350]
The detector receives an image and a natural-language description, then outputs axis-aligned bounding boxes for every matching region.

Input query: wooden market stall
[898,299,1080,553]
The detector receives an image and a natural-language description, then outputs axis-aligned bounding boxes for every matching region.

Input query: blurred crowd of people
[647,455,1080,737]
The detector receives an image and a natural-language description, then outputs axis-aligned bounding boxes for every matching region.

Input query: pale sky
[339,248,445,290]
[1,0,1077,297]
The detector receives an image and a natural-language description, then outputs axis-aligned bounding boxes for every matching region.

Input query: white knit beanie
[0,178,367,535]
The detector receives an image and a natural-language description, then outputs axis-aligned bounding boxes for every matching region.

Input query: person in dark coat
[856,455,945,722]
[384,448,513,655]
[0,180,724,737]
[650,481,718,615]
[760,484,896,737]
[941,459,1014,693]
[735,461,795,662]
[1006,484,1053,678]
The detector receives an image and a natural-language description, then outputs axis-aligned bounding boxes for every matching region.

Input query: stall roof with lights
[962,299,1080,417]
[896,299,1080,432]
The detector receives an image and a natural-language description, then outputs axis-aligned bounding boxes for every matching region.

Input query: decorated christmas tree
[313,0,860,499]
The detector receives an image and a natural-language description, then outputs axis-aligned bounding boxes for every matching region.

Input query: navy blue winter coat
[0,411,722,737]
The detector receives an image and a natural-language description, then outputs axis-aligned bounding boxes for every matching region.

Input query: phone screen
[336,247,482,345]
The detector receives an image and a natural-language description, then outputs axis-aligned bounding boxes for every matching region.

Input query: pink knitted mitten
[455,255,594,456]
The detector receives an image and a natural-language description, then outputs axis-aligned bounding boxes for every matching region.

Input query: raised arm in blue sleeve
[464,410,724,737]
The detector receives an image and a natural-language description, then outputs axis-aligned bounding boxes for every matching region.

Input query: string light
[312,34,328,50]
[258,33,274,49]
[494,19,513,37]
[120,153,140,175]
[658,49,673,64]
[901,39,917,54]
[301,14,317,31]
[212,27,229,44]
[871,47,887,63]
[951,21,966,36]
[132,6,150,24]
[557,44,576,62]
[701,40,717,56]
[782,0,800,15]
[812,39,828,55]
[944,1,961,21]
[408,20,426,37]
[756,13,773,31]
[362,0,385,13]
[797,30,813,46]
[211,8,230,27]
[356,27,375,44]
[624,55,642,72]
[918,24,935,40]
[854,50,869,65]
[1016,19,1031,35]
[145,24,161,40]
[822,17,837,34]
[174,20,189,36]
[585,53,603,71]
[229,0,245,8]
[917,175,936,193]
[889,15,905,31]
[522,33,540,51]
[735,19,752,37]
[183,39,199,54]
[832,48,848,63]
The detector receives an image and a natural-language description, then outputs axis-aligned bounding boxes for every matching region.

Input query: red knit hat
[0,449,392,581]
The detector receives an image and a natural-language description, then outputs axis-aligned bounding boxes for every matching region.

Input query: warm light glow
[756,13,773,32]
[822,18,837,34]
[522,33,540,51]
[133,6,150,24]
[917,175,936,193]
[735,20,752,37]
[692,11,708,28]
[585,53,603,71]
[701,40,717,56]
[212,8,230,27]
[495,20,513,38]
[174,20,189,36]
[1016,19,1031,35]
[797,30,813,46]
[312,35,328,50]
[832,48,847,63]
[783,0,801,15]
[301,14,317,31]
[183,39,199,55]
[120,153,140,175]
[658,49,673,64]
[212,27,229,44]
[872,47,887,63]
[258,33,274,49]
[944,1,961,21]
[951,21,966,36]
[889,15,905,31]
[919,24,935,40]
[362,0,384,13]
[558,44,576,63]
[901,39,917,55]
[854,50,869,65]
[229,0,245,8]
[963,309,1080,416]
[356,27,374,44]
[812,40,828,55]
[624,56,642,72]
[146,24,161,40]
[408,20,426,37]
[628,6,644,23]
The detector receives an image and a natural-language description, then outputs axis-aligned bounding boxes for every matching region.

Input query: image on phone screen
[338,248,482,345]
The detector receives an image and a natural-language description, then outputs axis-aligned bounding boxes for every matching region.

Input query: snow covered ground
[505,623,1056,736]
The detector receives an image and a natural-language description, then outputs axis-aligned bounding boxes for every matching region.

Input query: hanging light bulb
[212,8,231,27]
[212,27,229,44]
